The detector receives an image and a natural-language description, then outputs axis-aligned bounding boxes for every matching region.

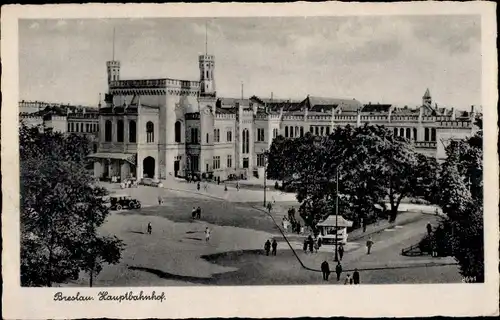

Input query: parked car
[109,194,141,210]
[140,178,163,188]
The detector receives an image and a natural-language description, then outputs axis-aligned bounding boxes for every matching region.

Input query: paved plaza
[61,181,459,287]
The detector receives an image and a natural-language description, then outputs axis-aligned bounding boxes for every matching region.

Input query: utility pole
[334,169,339,262]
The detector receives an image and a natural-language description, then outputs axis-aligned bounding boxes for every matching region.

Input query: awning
[87,153,137,165]
[317,215,353,228]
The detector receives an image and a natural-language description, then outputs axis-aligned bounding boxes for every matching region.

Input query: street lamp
[334,169,339,262]
[263,153,268,207]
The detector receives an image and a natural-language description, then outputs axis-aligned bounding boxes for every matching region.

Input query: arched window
[406,128,411,139]
[295,126,299,137]
[290,126,294,138]
[326,126,330,135]
[399,128,404,137]
[300,126,304,137]
[413,128,417,141]
[175,121,181,143]
[129,120,136,143]
[424,128,430,141]
[146,121,154,143]
[227,130,232,142]
[431,128,436,142]
[206,133,209,144]
[245,129,250,154]
[105,120,112,142]
[394,127,398,136]
[117,120,124,142]
[285,126,289,138]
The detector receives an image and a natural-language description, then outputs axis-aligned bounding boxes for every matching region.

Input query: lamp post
[263,153,268,207]
[334,169,339,262]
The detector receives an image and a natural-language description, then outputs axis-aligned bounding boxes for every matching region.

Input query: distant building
[19,102,100,152]
[88,48,478,182]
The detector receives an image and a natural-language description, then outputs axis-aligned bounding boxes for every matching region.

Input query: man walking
[147,222,152,235]
[191,207,197,219]
[321,260,330,281]
[157,195,163,206]
[196,206,202,219]
[236,181,240,191]
[197,181,201,191]
[271,239,278,256]
[267,202,273,213]
[264,240,271,256]
[335,262,343,281]
[338,243,345,261]
[353,268,360,285]
[366,237,374,254]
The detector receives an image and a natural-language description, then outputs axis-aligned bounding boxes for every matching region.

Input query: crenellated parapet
[215,113,236,120]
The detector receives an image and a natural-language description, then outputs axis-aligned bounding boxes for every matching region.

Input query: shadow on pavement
[128,266,213,285]
[184,237,203,241]
[128,230,145,235]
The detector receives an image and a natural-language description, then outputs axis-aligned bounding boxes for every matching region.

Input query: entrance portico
[89,152,137,181]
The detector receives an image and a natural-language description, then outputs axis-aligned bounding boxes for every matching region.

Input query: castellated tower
[422,88,432,108]
[199,54,216,97]
[106,60,121,85]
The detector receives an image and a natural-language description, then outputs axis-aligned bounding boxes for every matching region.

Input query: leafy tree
[20,123,124,287]
[436,132,484,282]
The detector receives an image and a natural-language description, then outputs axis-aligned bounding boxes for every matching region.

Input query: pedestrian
[296,221,301,235]
[335,262,343,281]
[308,238,314,254]
[366,237,374,254]
[196,206,202,219]
[271,239,278,256]
[217,176,220,185]
[157,195,163,206]
[203,182,208,191]
[317,235,322,248]
[338,243,344,261]
[224,184,228,192]
[264,239,271,256]
[426,222,432,236]
[147,222,152,235]
[362,218,367,233]
[197,181,200,191]
[191,207,197,219]
[267,202,273,213]
[321,260,330,281]
[353,268,360,284]
[236,182,240,191]
[303,238,308,253]
[314,239,319,253]
[344,273,353,285]
[205,227,211,242]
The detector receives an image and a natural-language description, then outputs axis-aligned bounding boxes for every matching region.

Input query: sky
[19,16,481,109]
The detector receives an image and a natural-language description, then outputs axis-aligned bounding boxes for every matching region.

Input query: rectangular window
[424,128,430,141]
[257,128,265,142]
[214,129,220,143]
[226,130,232,142]
[86,123,90,132]
[227,155,232,168]
[257,154,266,167]
[320,126,324,136]
[213,156,221,170]
[243,157,249,169]
[191,128,199,144]
[67,123,71,132]
[310,126,314,133]
[326,126,330,135]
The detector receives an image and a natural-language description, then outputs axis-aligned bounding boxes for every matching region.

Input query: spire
[98,93,102,109]
[241,81,244,100]
[205,21,208,55]
[423,88,431,99]
[112,27,116,61]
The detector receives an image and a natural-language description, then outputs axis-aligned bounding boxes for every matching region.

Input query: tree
[436,132,484,282]
[20,123,125,287]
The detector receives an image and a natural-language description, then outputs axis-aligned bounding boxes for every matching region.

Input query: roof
[362,103,392,113]
[305,96,363,113]
[423,88,431,99]
[217,97,251,107]
[250,96,302,112]
[215,106,237,114]
[87,153,137,165]
[317,215,353,228]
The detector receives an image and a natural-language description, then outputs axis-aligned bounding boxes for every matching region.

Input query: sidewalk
[163,178,298,203]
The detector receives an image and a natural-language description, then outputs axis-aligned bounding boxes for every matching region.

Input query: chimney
[279,107,284,119]
[388,105,393,123]
[450,107,456,120]
[470,105,475,114]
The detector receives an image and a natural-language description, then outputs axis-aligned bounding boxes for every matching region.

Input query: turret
[422,88,432,108]
[199,54,216,97]
[106,60,120,85]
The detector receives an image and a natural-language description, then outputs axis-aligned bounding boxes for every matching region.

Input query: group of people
[320,260,361,284]
[264,239,278,256]
[191,206,203,219]
[303,234,323,254]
